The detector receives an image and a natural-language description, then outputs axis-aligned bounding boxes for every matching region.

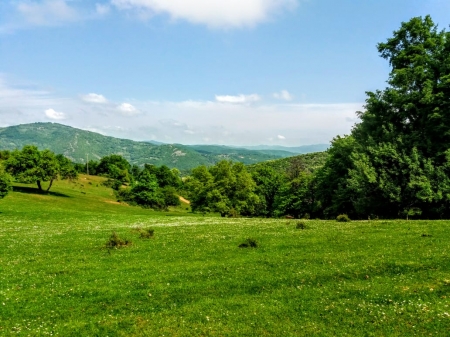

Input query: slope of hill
[186,144,294,159]
[0,123,293,173]
[247,151,329,175]
[236,144,329,154]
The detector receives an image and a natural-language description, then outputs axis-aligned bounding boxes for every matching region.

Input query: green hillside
[186,144,294,160]
[0,123,292,173]
[247,151,329,174]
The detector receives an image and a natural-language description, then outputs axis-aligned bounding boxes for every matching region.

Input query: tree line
[1,16,450,219]
[185,16,450,219]
[0,148,182,210]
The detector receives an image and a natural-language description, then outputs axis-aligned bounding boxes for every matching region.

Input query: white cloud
[45,108,65,120]
[117,102,140,115]
[0,75,363,146]
[81,93,108,104]
[273,90,293,101]
[277,135,286,140]
[16,0,80,27]
[111,0,298,28]
[96,3,111,16]
[215,94,261,104]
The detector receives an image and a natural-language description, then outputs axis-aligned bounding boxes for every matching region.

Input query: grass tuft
[296,220,308,230]
[105,232,132,249]
[138,227,155,239]
[238,238,258,248]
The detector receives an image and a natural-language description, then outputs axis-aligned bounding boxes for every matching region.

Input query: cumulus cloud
[81,93,108,103]
[111,0,298,28]
[16,0,80,27]
[117,102,140,115]
[0,76,363,145]
[45,108,66,120]
[273,90,293,101]
[215,94,261,104]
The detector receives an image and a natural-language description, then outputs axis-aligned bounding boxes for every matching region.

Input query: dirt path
[179,196,190,204]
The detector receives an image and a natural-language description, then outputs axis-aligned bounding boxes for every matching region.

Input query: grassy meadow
[1,175,450,336]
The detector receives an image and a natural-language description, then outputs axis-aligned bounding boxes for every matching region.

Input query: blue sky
[0,0,449,146]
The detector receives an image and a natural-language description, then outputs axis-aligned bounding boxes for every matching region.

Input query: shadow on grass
[12,186,71,198]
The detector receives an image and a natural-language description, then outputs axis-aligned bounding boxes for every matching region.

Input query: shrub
[239,238,258,248]
[228,208,240,218]
[336,214,351,222]
[139,228,155,239]
[296,221,307,230]
[161,186,181,207]
[115,187,134,203]
[106,232,132,249]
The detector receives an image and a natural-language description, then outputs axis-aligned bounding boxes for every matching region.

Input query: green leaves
[4,145,68,191]
[186,161,259,217]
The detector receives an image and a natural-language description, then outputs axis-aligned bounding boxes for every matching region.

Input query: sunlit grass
[0,176,449,335]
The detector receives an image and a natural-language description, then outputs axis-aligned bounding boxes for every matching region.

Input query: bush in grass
[139,228,155,239]
[115,187,134,204]
[296,220,307,230]
[106,232,132,249]
[336,214,351,222]
[227,208,240,218]
[239,238,258,248]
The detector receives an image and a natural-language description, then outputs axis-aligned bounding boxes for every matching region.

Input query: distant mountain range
[0,123,328,173]
[233,144,329,154]
[146,141,329,154]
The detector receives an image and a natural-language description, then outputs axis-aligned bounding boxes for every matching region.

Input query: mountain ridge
[0,122,317,173]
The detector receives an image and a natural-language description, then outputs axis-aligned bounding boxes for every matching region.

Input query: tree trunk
[37,180,42,191]
[46,179,53,192]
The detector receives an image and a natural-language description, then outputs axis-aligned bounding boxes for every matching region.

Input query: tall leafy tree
[252,166,284,217]
[314,135,357,218]
[347,15,450,218]
[0,167,11,199]
[186,161,259,217]
[130,170,164,208]
[5,145,60,191]
[274,171,316,218]
[96,154,131,184]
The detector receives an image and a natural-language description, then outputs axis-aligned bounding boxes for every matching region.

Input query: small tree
[5,145,60,191]
[130,170,165,208]
[0,168,11,199]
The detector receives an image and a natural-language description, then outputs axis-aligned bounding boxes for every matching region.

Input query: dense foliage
[185,161,259,217]
[315,15,450,219]
[115,163,182,209]
[186,16,450,220]
[4,145,77,192]
[0,167,11,199]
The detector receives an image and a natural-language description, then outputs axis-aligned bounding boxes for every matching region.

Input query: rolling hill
[0,123,300,173]
[247,151,329,175]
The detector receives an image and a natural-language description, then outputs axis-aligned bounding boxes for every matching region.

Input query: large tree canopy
[0,167,11,199]
[5,145,77,192]
[317,15,450,219]
[186,161,259,217]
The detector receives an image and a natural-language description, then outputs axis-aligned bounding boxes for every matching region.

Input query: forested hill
[247,151,329,175]
[0,123,302,172]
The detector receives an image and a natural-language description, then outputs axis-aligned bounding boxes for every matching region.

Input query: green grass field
[1,176,450,336]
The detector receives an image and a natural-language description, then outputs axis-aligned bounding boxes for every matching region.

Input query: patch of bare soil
[179,196,190,204]
[104,200,129,206]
